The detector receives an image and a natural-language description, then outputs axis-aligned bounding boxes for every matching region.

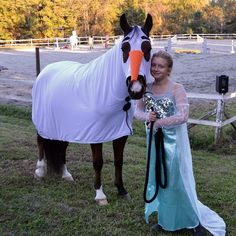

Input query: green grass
[0,105,235,235]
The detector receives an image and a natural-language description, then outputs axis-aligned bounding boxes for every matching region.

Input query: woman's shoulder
[171,82,186,93]
[172,81,185,89]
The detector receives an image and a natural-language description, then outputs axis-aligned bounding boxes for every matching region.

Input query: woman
[134,51,226,236]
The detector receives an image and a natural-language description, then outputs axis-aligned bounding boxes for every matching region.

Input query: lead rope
[143,110,168,203]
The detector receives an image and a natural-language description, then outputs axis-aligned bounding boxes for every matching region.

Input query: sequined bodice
[144,93,175,119]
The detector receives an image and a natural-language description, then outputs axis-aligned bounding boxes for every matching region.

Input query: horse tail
[38,134,69,174]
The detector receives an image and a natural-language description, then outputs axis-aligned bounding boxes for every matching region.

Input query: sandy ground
[0,45,236,107]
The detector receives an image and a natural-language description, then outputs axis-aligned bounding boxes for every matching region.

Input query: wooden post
[35,47,40,77]
[214,96,224,144]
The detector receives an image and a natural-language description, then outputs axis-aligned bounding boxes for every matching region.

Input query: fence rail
[1,34,236,49]
[187,92,236,144]
[0,36,119,48]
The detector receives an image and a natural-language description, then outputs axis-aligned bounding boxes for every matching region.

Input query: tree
[162,0,209,34]
[0,0,235,40]
[202,5,224,33]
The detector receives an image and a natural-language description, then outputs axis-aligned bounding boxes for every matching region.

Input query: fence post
[197,34,204,43]
[202,38,208,54]
[55,38,59,49]
[35,47,41,77]
[214,96,224,144]
[231,40,235,54]
[165,37,172,53]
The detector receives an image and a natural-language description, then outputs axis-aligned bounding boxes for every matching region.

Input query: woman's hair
[151,51,173,69]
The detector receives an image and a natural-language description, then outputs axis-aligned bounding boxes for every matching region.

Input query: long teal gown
[142,82,226,235]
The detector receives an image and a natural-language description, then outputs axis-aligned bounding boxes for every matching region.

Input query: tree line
[0,0,235,40]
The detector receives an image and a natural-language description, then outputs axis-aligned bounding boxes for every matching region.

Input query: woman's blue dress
[143,83,226,235]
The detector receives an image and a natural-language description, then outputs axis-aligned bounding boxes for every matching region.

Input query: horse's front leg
[113,136,130,199]
[34,134,47,179]
[90,143,108,206]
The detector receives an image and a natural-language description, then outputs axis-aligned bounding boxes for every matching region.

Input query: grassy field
[0,104,235,236]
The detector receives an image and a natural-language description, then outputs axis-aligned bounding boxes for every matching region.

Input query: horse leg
[91,143,108,206]
[113,136,130,199]
[36,135,74,181]
[34,134,47,179]
[45,139,74,181]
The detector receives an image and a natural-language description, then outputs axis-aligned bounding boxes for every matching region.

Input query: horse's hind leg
[91,143,108,206]
[34,134,73,181]
[43,139,74,181]
[113,136,130,199]
[34,134,47,179]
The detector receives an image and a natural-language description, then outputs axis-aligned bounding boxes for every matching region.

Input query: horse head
[120,13,153,101]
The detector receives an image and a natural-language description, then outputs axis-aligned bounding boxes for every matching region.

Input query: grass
[0,104,235,235]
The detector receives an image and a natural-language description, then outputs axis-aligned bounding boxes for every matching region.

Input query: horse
[32,14,153,205]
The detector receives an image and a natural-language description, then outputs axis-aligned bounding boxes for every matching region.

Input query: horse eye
[121,42,130,52]
[121,42,130,63]
[141,41,152,61]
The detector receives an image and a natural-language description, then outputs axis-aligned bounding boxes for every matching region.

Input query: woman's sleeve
[134,98,149,122]
[154,84,189,129]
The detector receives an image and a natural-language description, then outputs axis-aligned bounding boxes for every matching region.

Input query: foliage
[0,0,236,40]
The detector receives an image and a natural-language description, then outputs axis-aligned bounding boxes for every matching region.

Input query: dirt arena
[0,46,235,107]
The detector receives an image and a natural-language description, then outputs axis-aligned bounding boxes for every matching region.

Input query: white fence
[1,34,236,53]
[0,36,119,49]
[187,92,236,144]
[154,34,236,54]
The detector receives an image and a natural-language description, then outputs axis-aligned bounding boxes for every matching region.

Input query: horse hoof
[62,165,74,181]
[34,168,46,179]
[94,186,108,205]
[62,174,74,182]
[119,193,131,200]
[34,173,42,180]
[95,199,109,206]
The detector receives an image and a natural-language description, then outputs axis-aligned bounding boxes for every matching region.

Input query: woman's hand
[148,111,157,122]
[147,111,157,129]
[146,111,157,129]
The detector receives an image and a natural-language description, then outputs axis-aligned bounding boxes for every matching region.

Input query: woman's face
[150,56,171,82]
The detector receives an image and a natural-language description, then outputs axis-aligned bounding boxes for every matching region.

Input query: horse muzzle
[126,75,147,100]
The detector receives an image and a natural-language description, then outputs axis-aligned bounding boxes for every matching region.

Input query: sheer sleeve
[134,98,149,122]
[154,84,189,129]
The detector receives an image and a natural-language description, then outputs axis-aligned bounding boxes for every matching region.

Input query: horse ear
[120,14,132,36]
[142,13,153,36]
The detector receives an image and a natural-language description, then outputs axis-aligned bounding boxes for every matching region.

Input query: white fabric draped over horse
[32,14,153,205]
[33,40,135,143]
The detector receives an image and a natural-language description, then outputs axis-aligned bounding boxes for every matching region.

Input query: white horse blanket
[32,42,134,143]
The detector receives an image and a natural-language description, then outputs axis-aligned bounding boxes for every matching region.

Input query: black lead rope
[143,120,168,203]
